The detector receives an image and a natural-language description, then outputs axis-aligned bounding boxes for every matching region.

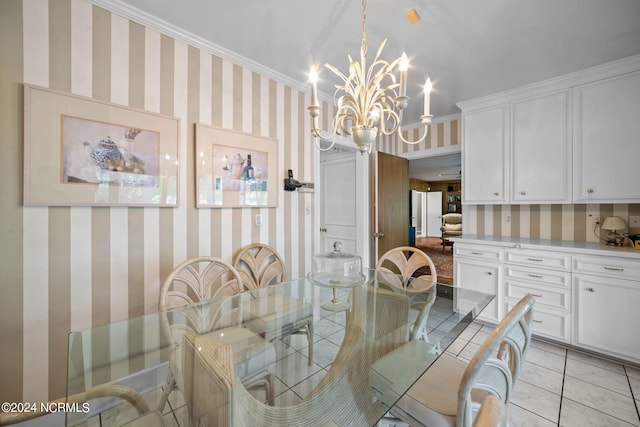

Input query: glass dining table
[65,269,493,426]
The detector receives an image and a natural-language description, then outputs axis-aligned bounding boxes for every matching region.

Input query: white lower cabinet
[454,257,502,323]
[574,273,640,364]
[454,238,640,364]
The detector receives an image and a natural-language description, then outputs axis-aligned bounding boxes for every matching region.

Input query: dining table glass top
[66,269,494,426]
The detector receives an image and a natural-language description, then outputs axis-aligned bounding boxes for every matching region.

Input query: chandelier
[308,0,433,154]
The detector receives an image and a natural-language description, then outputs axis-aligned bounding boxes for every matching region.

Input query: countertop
[451,235,640,260]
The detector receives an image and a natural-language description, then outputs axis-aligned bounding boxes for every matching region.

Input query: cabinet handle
[527,274,543,278]
[520,191,526,195]
[471,251,484,255]
[532,320,543,324]
[603,266,624,272]
[527,258,543,262]
[494,192,500,196]
[530,293,543,298]
[486,272,492,276]
[586,287,595,292]
[587,188,594,194]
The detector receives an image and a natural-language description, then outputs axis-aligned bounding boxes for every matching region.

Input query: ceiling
[98,0,640,180]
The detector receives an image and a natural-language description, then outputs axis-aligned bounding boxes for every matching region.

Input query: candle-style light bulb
[399,53,409,97]
[309,66,319,107]
[424,77,432,116]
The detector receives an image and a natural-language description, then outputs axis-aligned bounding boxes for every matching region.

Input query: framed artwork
[24,84,180,207]
[195,124,278,208]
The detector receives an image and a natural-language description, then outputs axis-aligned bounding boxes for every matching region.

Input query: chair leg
[157,370,176,412]
[307,323,314,365]
[266,373,275,406]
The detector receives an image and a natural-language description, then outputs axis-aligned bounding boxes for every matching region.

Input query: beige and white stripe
[2,0,316,402]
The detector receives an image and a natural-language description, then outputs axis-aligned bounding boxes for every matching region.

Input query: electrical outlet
[630,215,640,228]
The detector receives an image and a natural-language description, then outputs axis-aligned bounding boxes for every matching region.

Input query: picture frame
[24,84,180,207]
[195,124,278,208]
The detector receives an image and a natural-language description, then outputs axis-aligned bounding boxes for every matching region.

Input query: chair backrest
[442,213,462,226]
[376,246,437,284]
[233,243,285,289]
[472,395,506,427]
[457,294,535,427]
[159,256,245,312]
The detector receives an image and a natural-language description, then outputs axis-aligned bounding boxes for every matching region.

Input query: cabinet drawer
[573,255,640,281]
[505,248,570,271]
[504,265,571,289]
[505,280,570,311]
[455,244,504,262]
[506,298,570,342]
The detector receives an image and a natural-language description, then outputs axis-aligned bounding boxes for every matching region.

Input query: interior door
[375,151,409,259]
[320,150,357,255]
[411,190,426,236]
[427,191,443,237]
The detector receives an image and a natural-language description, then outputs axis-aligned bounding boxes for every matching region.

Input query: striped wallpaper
[0,0,324,403]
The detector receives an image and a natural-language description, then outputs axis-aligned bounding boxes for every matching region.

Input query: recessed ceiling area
[409,153,461,182]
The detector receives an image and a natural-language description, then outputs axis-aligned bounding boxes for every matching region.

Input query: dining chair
[234,243,314,364]
[387,294,534,427]
[376,246,438,342]
[157,256,276,412]
[376,246,438,283]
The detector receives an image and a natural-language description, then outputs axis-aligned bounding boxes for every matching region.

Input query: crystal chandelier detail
[308,0,433,154]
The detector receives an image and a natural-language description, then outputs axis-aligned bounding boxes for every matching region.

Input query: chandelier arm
[397,122,432,145]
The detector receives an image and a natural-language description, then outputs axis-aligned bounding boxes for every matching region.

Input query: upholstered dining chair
[157,256,276,412]
[234,243,314,364]
[387,294,534,427]
[376,246,438,342]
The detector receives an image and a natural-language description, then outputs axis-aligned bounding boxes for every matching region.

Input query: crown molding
[87,0,313,96]
[457,54,640,112]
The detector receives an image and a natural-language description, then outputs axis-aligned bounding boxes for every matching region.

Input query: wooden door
[375,151,409,258]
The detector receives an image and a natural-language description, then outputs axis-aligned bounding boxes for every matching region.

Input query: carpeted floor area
[415,237,454,285]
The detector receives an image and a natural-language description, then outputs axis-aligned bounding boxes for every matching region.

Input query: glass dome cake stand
[307,241,368,311]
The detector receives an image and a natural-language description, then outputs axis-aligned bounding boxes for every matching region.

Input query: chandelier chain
[361,0,367,56]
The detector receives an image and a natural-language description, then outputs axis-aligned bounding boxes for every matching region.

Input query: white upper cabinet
[573,70,640,203]
[459,54,640,205]
[511,91,571,203]
[462,105,509,204]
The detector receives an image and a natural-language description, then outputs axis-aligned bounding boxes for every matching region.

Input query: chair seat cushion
[370,340,438,406]
[243,294,313,337]
[395,353,467,426]
[203,326,276,380]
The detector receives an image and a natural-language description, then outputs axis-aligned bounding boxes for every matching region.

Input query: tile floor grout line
[623,365,640,424]
[556,348,568,426]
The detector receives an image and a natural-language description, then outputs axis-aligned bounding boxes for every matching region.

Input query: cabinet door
[573,70,640,203]
[462,105,509,204]
[574,274,640,363]
[454,258,502,323]
[511,91,571,203]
